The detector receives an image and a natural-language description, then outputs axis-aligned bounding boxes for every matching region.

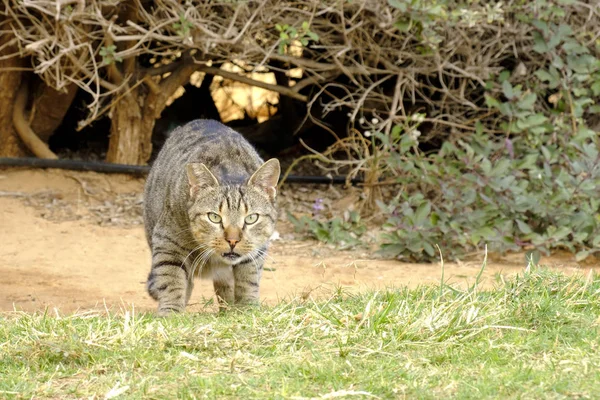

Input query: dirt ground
[1,167,598,314]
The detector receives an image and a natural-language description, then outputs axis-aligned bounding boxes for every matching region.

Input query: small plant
[173,14,193,38]
[287,210,367,249]
[275,21,319,55]
[99,45,122,65]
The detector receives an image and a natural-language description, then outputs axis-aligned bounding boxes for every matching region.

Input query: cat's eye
[244,214,259,225]
[207,212,222,223]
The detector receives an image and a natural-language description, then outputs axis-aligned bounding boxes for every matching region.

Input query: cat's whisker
[180,243,210,271]
[192,247,214,274]
[189,248,207,272]
[255,248,275,263]
[246,251,262,277]
[256,250,274,262]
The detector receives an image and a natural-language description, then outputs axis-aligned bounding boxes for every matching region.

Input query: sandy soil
[1,167,598,314]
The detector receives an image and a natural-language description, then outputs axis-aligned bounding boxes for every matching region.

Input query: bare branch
[12,82,58,159]
[196,65,309,102]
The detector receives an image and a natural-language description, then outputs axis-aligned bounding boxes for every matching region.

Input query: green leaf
[430,212,439,226]
[480,158,492,175]
[562,39,589,55]
[588,105,600,114]
[485,94,501,109]
[532,20,549,35]
[502,80,514,99]
[391,125,402,140]
[395,20,412,32]
[306,32,319,41]
[541,146,551,160]
[278,42,286,55]
[400,135,416,153]
[525,250,541,266]
[572,232,589,243]
[498,103,513,117]
[379,243,405,257]
[575,250,590,262]
[556,23,573,38]
[516,219,532,234]
[475,227,495,240]
[518,93,537,110]
[573,127,597,142]
[315,228,331,242]
[475,120,484,135]
[551,56,565,70]
[534,69,560,88]
[388,0,407,12]
[414,202,431,226]
[422,242,435,257]
[517,114,548,129]
[533,32,549,53]
[552,226,571,241]
[591,81,600,96]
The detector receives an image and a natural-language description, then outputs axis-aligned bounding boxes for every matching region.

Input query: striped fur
[143,119,280,316]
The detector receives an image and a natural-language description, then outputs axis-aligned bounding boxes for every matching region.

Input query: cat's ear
[186,163,219,196]
[248,158,280,200]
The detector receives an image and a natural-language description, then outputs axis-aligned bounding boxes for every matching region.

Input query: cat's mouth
[222,252,242,260]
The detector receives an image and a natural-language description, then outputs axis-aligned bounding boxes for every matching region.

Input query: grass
[1,265,600,399]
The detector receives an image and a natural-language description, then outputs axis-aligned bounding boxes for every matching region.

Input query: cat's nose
[224,227,241,250]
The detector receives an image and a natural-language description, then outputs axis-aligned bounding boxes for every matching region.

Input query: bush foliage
[291,0,600,261]
[2,0,598,260]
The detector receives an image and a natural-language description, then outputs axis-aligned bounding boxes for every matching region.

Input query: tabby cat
[143,119,280,316]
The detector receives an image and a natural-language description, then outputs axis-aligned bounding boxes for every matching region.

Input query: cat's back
[143,119,263,241]
[154,119,263,177]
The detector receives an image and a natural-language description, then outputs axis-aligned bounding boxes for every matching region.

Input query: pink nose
[227,239,239,250]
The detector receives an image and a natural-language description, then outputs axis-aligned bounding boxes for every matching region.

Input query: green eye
[244,214,259,225]
[207,212,222,223]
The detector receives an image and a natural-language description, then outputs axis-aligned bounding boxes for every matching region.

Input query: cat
[143,119,280,316]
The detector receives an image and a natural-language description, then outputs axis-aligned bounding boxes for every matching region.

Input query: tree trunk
[30,80,78,143]
[106,62,198,165]
[0,32,27,157]
[106,88,153,165]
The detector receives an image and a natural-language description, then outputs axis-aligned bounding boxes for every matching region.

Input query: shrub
[379,129,600,261]
[289,0,600,262]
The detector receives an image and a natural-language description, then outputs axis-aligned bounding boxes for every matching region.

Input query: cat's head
[185,159,280,265]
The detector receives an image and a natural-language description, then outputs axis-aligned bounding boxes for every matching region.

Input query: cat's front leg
[146,243,190,316]
[233,258,263,305]
[212,265,234,311]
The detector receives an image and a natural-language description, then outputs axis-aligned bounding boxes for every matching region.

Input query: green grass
[1,266,600,399]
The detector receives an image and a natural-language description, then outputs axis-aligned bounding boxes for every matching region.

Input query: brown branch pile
[1,1,599,168]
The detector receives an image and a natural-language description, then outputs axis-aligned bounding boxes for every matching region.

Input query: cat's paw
[157,305,183,317]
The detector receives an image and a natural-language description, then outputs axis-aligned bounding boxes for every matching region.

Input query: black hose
[0,157,363,185]
[0,157,149,175]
